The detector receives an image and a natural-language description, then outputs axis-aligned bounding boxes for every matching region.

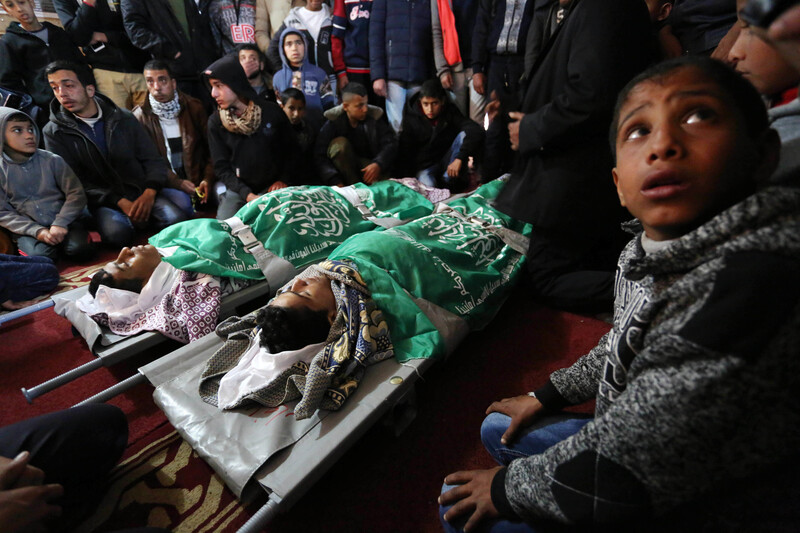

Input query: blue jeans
[15,214,95,260]
[386,81,421,133]
[439,412,592,533]
[93,188,193,247]
[416,131,467,189]
[0,253,59,302]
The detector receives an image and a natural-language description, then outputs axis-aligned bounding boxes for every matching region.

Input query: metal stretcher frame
[75,330,437,533]
[21,280,275,403]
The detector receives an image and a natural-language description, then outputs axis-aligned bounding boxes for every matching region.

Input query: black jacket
[43,94,168,209]
[52,0,149,74]
[0,22,86,108]
[494,0,656,238]
[207,98,296,198]
[120,0,219,80]
[314,112,398,186]
[398,92,484,175]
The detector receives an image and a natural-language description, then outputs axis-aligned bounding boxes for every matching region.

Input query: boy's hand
[267,181,288,192]
[196,181,209,204]
[246,192,260,202]
[338,73,349,90]
[473,73,486,95]
[35,229,56,246]
[447,158,463,178]
[486,394,544,444]
[438,466,503,532]
[48,226,67,245]
[128,189,157,222]
[179,179,196,196]
[373,79,388,98]
[361,162,381,184]
[508,112,525,151]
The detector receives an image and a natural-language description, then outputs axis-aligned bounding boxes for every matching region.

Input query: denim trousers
[416,131,467,189]
[386,81,421,133]
[439,412,592,533]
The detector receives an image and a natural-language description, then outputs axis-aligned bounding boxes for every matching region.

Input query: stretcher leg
[0,299,54,326]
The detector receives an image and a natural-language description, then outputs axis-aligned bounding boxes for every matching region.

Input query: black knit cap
[203,53,258,102]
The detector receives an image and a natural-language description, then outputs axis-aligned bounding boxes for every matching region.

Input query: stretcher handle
[21,357,104,403]
[72,373,148,407]
[0,300,54,326]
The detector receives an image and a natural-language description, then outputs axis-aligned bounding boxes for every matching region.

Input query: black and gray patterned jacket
[494,186,800,530]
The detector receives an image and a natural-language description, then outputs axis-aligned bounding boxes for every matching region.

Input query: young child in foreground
[438,56,800,531]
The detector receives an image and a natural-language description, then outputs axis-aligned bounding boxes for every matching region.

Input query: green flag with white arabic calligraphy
[328,179,533,362]
[149,182,434,280]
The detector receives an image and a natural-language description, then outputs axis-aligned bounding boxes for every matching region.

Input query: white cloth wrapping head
[77,261,180,322]
[216,338,327,409]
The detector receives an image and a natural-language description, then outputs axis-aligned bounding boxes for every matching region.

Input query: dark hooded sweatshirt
[205,54,296,198]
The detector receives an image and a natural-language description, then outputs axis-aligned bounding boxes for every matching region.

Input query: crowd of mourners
[1,0,800,530]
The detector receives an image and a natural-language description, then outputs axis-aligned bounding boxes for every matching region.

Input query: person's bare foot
[1,299,36,311]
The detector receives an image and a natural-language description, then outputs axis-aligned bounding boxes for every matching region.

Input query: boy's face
[728,0,800,97]
[612,67,763,241]
[144,68,177,104]
[103,244,162,291]
[282,97,306,125]
[283,34,305,67]
[0,0,40,31]
[47,69,95,117]
[644,0,672,23]
[3,119,36,161]
[239,49,263,78]
[209,78,241,110]
[420,96,444,120]
[342,94,368,122]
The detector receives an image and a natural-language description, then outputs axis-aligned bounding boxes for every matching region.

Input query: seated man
[0,107,94,260]
[78,179,440,343]
[438,57,800,531]
[273,29,335,131]
[238,44,276,102]
[198,178,533,420]
[43,61,193,248]
[315,82,398,187]
[133,59,215,206]
[398,78,484,191]
[205,54,296,220]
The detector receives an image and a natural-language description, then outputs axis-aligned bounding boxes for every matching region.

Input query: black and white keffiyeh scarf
[149,91,181,120]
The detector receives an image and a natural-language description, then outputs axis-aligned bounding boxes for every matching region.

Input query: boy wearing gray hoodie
[0,107,93,259]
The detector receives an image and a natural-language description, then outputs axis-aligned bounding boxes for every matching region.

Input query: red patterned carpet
[1,283,609,531]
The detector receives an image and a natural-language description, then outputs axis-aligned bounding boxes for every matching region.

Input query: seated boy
[438,57,800,531]
[204,54,296,220]
[0,107,94,260]
[272,29,334,132]
[280,87,320,184]
[0,0,85,119]
[398,79,484,191]
[315,82,397,186]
